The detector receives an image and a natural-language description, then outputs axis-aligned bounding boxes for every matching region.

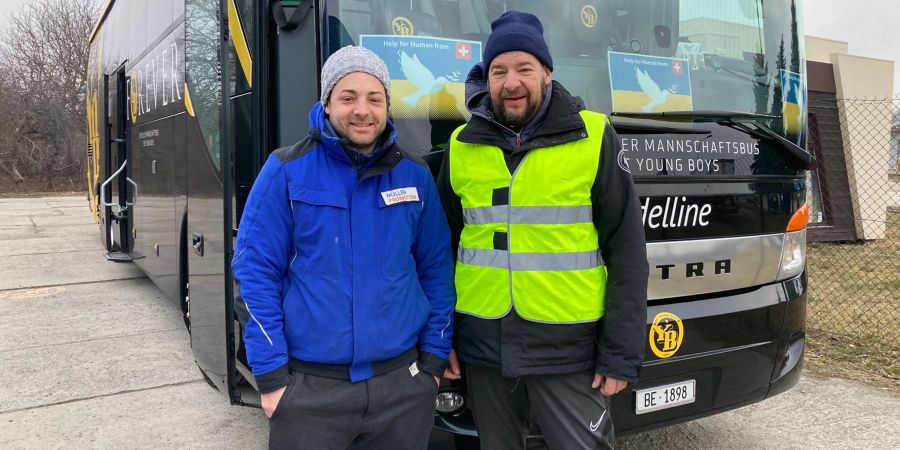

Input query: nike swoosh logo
[590,410,608,432]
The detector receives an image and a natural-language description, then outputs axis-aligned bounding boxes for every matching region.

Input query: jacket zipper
[474,110,524,153]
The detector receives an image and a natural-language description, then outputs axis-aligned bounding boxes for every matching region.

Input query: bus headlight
[434,392,465,413]
[778,229,806,280]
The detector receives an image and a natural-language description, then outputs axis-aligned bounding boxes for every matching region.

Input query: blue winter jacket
[232,102,455,392]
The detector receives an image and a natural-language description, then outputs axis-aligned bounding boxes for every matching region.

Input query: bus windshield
[324,0,805,153]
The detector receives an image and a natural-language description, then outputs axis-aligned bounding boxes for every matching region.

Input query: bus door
[100,67,134,259]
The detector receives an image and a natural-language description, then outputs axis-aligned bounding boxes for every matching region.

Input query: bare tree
[0,0,100,191]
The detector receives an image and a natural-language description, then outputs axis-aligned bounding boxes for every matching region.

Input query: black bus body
[86,0,812,440]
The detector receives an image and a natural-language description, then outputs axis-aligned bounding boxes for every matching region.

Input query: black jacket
[436,66,649,382]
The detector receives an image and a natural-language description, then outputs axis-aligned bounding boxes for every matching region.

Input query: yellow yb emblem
[581,5,598,28]
[129,71,138,124]
[391,17,414,35]
[649,312,683,358]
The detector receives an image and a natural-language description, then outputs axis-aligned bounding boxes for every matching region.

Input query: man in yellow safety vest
[437,11,649,449]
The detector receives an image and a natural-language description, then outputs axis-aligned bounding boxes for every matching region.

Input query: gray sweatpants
[268,363,439,450]
[467,365,614,450]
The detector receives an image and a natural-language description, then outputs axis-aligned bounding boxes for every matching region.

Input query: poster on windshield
[360,35,482,120]
[608,51,693,113]
[780,69,805,145]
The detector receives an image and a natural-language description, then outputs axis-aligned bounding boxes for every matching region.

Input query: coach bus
[86,0,813,444]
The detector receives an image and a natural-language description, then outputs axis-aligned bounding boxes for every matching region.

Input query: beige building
[892,105,899,175]
[805,36,895,241]
[892,106,899,213]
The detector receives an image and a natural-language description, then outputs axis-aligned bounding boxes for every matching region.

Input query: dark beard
[493,83,546,131]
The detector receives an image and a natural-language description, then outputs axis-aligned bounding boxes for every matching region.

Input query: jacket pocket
[375,185,424,275]
[288,184,350,276]
[289,184,349,208]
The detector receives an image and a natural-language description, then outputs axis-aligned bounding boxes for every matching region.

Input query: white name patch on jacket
[381,187,420,205]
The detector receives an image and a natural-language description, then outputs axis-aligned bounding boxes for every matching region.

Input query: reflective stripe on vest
[457,247,604,271]
[463,205,593,225]
[449,110,609,323]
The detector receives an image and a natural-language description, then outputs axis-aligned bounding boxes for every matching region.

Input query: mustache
[502,89,529,98]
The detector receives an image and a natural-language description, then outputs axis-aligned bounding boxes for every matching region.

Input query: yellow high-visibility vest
[449,110,608,323]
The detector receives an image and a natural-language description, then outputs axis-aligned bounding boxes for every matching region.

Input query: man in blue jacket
[232,46,455,449]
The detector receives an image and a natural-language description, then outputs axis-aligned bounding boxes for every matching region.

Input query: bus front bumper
[432,271,807,436]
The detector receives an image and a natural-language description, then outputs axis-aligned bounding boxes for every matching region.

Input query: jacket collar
[459,63,588,152]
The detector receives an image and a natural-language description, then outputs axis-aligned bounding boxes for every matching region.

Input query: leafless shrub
[0,0,100,191]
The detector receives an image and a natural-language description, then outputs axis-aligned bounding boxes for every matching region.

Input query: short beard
[492,81,548,131]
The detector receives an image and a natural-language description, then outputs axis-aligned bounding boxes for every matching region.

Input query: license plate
[634,380,695,414]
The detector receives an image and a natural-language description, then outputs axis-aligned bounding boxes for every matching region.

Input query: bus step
[105,252,133,262]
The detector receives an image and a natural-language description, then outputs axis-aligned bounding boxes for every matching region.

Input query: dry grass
[804,211,900,393]
[0,177,83,196]
[805,331,900,394]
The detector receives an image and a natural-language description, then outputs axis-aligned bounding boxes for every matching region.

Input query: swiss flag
[672,60,683,75]
[456,42,472,60]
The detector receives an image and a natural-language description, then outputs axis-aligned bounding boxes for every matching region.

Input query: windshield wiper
[608,116,710,135]
[732,121,817,169]
[611,111,817,170]
[612,110,775,121]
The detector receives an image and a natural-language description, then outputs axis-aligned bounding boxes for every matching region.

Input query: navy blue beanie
[483,11,553,71]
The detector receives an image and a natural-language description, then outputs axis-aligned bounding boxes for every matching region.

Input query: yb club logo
[581,5,598,28]
[391,17,414,35]
[649,312,683,358]
[129,71,138,124]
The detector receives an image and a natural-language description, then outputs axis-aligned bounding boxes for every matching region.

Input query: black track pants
[268,363,439,450]
[466,365,614,450]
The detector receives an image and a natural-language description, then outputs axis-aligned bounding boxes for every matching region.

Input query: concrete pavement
[1,195,898,449]
[0,196,267,448]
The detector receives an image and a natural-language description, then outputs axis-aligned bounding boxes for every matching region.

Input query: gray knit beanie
[320,46,392,105]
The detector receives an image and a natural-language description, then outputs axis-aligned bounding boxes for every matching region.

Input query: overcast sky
[0,0,30,24]
[803,0,898,93]
[0,0,895,91]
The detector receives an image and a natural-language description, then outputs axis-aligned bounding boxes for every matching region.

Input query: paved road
[1,195,898,449]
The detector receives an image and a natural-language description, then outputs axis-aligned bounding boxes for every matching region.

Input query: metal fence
[805,95,900,350]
